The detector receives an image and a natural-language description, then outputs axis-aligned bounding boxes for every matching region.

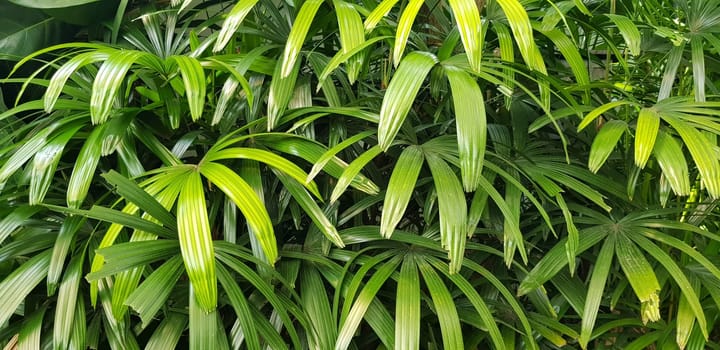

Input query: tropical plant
[1,0,720,349]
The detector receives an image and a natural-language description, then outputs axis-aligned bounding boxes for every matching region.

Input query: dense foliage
[1,0,720,348]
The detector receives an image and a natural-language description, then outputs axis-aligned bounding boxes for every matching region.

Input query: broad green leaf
[91,50,146,124]
[307,130,375,182]
[125,256,184,327]
[658,43,685,101]
[537,27,590,90]
[676,279,700,350]
[336,256,402,350]
[425,153,467,273]
[177,171,217,311]
[170,55,206,121]
[53,253,84,350]
[0,249,51,326]
[445,66,486,191]
[654,132,690,196]
[630,234,708,338]
[364,0,399,31]
[17,306,46,350]
[189,284,222,350]
[588,120,627,173]
[578,100,634,131]
[381,145,424,238]
[67,125,105,208]
[145,313,186,350]
[87,240,179,280]
[634,107,660,168]
[299,265,335,350]
[44,50,110,113]
[378,51,437,150]
[448,0,483,71]
[0,206,41,247]
[615,233,661,324]
[200,162,278,262]
[267,57,301,130]
[102,170,176,229]
[395,255,420,350]
[30,124,82,205]
[315,36,390,91]
[663,114,720,197]
[495,0,547,75]
[578,234,615,348]
[213,0,260,52]
[0,122,59,185]
[417,259,464,350]
[274,170,344,247]
[606,14,641,56]
[330,145,382,203]
[334,0,365,82]
[392,0,424,66]
[216,264,261,350]
[0,2,64,59]
[690,35,705,102]
[203,147,321,198]
[280,0,323,77]
[47,216,84,293]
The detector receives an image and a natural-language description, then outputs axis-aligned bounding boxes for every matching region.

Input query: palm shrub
[1,0,720,349]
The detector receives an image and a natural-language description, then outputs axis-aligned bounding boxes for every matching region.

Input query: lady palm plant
[1,0,720,349]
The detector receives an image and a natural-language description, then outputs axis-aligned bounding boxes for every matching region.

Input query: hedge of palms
[1,0,720,348]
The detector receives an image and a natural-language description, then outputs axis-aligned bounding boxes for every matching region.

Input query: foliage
[1,0,720,349]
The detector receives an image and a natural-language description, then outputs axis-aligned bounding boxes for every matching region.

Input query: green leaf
[177,171,217,311]
[425,153,468,273]
[102,170,177,229]
[30,124,82,205]
[17,306,46,350]
[44,204,175,238]
[47,216,84,292]
[280,0,323,77]
[634,107,660,168]
[663,114,720,198]
[395,255,421,350]
[417,258,464,350]
[217,264,261,350]
[200,162,278,262]
[0,122,59,185]
[606,14,641,56]
[67,124,105,208]
[0,206,41,246]
[448,0,483,71]
[578,100,634,131]
[307,130,375,182]
[653,131,690,196]
[336,256,402,350]
[267,56,301,130]
[189,283,222,350]
[44,50,110,113]
[204,147,321,198]
[213,0,260,52]
[299,265,336,350]
[690,35,705,102]
[87,240,179,280]
[588,120,627,173]
[334,0,365,82]
[0,249,51,326]
[392,0,424,66]
[381,145,424,238]
[364,0,399,31]
[0,2,65,59]
[91,50,146,124]
[170,55,206,121]
[630,234,708,338]
[274,170,345,247]
[378,51,437,150]
[125,256,184,327]
[330,145,382,203]
[616,233,661,324]
[578,234,615,348]
[445,66,486,191]
[53,253,84,350]
[145,312,187,350]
